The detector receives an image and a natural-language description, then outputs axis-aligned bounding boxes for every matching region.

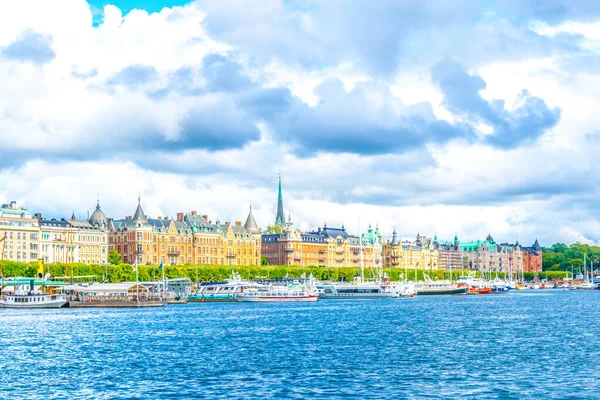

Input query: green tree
[261,256,268,266]
[265,225,281,233]
[108,249,121,265]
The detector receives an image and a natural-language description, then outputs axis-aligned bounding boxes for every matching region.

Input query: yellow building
[109,200,261,266]
[0,201,40,263]
[384,232,439,270]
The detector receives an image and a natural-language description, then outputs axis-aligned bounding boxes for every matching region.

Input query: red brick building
[523,239,543,272]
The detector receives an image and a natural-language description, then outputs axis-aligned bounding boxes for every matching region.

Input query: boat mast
[359,219,364,283]
[0,233,6,289]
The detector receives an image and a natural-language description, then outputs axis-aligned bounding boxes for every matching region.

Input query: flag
[132,259,138,271]
[158,262,164,269]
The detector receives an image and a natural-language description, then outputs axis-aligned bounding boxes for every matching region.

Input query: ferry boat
[415,276,468,296]
[237,283,318,302]
[189,272,266,302]
[1,278,67,309]
[316,282,394,299]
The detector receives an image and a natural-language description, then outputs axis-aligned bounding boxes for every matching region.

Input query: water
[1,291,599,399]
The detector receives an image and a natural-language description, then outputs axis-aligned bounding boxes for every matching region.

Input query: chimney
[191,211,197,216]
[216,220,220,225]
[34,213,42,220]
[10,201,16,209]
[202,215,209,221]
[158,216,162,220]
[177,212,184,221]
[235,221,242,226]
[225,221,230,226]
[165,216,169,220]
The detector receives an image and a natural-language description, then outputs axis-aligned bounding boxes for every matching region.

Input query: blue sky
[0,0,599,246]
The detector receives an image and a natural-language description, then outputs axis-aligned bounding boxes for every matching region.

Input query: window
[137,232,142,241]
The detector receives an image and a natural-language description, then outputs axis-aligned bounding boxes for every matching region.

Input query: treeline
[0,260,567,282]
[543,243,600,272]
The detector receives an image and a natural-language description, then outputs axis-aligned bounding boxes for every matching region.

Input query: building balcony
[284,248,294,252]
[226,254,236,258]
[167,250,180,256]
[335,249,344,254]
[318,250,325,254]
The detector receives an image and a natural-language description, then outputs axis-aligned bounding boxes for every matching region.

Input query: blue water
[1,291,599,399]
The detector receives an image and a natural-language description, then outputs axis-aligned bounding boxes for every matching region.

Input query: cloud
[1,30,56,64]
[262,78,468,155]
[432,59,560,148]
[107,64,159,88]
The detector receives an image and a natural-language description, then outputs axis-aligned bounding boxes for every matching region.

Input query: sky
[1,1,600,246]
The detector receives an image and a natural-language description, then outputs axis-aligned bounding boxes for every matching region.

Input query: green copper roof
[1,278,68,287]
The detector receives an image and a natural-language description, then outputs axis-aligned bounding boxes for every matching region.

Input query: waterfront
[2,291,599,399]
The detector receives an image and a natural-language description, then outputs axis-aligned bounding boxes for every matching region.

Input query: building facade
[0,201,40,263]
[108,199,261,266]
[38,200,109,265]
[522,239,543,272]
[384,232,440,270]
[262,221,383,268]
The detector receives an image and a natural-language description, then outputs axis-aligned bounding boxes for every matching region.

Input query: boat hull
[416,287,468,296]
[319,293,393,300]
[188,294,237,302]
[237,295,318,302]
[68,301,165,308]
[1,300,66,309]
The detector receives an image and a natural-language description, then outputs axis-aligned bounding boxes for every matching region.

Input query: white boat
[317,281,394,299]
[189,271,266,302]
[390,281,416,298]
[237,283,318,302]
[1,278,67,309]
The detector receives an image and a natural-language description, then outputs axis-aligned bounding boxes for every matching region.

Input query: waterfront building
[522,239,543,272]
[437,234,464,270]
[0,201,40,263]
[261,220,383,268]
[38,200,109,265]
[460,234,502,273]
[109,198,260,266]
[384,232,440,270]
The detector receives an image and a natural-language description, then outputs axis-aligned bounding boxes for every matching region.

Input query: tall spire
[275,174,285,226]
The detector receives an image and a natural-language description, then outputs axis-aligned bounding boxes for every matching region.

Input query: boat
[415,276,468,296]
[189,271,266,302]
[67,283,165,307]
[1,278,67,309]
[468,286,493,295]
[237,282,318,302]
[316,281,394,299]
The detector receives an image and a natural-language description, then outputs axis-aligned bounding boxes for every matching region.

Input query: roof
[1,279,67,287]
[76,283,148,293]
[244,206,260,234]
[319,226,349,239]
[132,197,147,223]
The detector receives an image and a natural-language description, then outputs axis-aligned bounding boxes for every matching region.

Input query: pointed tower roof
[533,238,541,251]
[275,174,285,226]
[391,228,399,246]
[486,233,494,242]
[244,204,260,234]
[132,195,147,222]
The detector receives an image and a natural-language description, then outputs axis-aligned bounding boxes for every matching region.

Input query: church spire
[275,174,285,226]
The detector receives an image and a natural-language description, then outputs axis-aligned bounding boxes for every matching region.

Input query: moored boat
[237,282,318,302]
[1,278,67,309]
[316,281,394,299]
